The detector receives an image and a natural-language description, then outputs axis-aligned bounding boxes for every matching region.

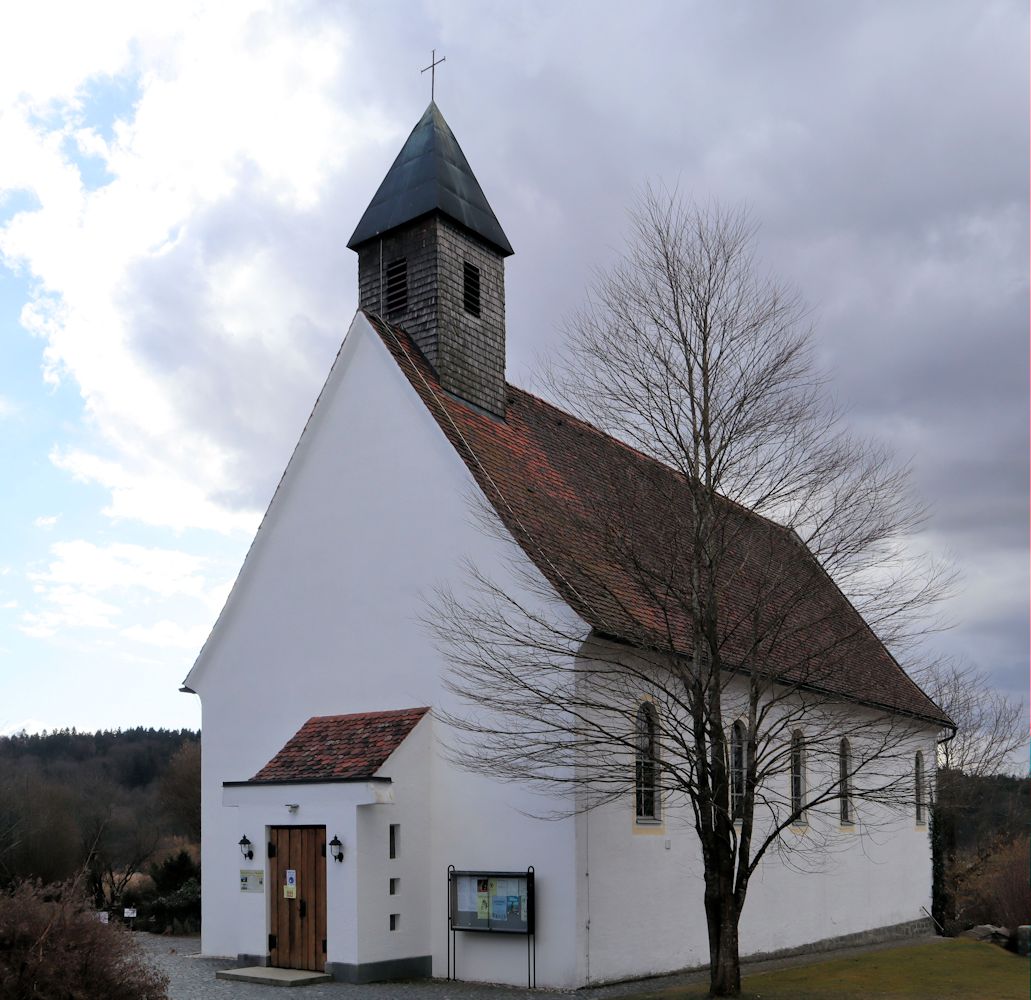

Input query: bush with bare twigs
[953,838,1031,938]
[0,880,168,1000]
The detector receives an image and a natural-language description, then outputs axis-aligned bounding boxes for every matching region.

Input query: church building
[183,103,950,987]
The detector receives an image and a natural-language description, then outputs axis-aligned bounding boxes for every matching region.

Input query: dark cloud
[110,1,1027,703]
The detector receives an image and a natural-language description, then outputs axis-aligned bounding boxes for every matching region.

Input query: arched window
[839,738,853,825]
[635,702,660,821]
[730,721,746,820]
[915,750,925,825]
[790,730,806,822]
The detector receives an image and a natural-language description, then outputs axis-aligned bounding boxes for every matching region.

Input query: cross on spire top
[421,48,446,101]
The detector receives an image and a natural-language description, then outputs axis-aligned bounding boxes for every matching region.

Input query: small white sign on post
[123,907,137,919]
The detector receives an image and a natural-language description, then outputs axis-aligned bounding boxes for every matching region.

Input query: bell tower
[348,103,513,418]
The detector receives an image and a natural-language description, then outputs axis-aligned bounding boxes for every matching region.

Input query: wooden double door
[268,826,327,972]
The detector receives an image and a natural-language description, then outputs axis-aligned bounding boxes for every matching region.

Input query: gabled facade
[185,104,948,987]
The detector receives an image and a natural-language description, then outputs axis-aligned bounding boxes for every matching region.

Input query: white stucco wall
[187,312,579,986]
[574,664,939,985]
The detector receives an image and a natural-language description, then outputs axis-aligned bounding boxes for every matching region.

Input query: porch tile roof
[250,707,429,783]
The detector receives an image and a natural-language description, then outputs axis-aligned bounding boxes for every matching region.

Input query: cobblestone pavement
[140,932,942,1000]
[139,935,578,1000]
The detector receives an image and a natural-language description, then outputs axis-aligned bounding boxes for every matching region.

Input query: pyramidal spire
[348,102,513,256]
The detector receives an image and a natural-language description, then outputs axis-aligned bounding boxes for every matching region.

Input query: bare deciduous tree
[159,741,201,841]
[78,778,161,909]
[429,190,954,996]
[915,658,1024,777]
[913,656,1025,930]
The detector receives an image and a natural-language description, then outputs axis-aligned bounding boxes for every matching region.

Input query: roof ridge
[308,707,429,723]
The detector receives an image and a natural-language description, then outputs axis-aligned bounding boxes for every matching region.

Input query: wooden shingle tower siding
[349,103,512,418]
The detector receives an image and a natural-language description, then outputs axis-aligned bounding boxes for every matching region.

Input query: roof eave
[347,208,514,258]
[223,776,393,787]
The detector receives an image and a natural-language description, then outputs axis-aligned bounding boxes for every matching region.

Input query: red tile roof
[250,708,429,783]
[365,313,951,728]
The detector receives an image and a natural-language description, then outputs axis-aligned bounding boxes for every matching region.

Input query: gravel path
[139,932,942,1000]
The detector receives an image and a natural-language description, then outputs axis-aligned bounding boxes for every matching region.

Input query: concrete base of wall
[237,954,269,968]
[582,918,936,989]
[326,956,433,983]
[742,917,935,965]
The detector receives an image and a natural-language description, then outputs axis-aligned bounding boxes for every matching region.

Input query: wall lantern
[238,835,254,860]
[329,835,344,863]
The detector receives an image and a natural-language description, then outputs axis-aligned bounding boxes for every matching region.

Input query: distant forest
[0,727,198,790]
[0,728,200,915]
[940,771,1029,853]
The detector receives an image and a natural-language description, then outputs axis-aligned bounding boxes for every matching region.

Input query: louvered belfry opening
[384,257,408,317]
[463,260,481,318]
[349,102,513,418]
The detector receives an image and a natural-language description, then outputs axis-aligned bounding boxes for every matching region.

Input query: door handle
[299,899,307,919]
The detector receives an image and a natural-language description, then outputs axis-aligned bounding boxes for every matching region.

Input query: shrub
[953,837,1031,933]
[0,880,168,1000]
[150,849,200,895]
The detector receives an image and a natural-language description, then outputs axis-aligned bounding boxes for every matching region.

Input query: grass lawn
[625,939,1027,1000]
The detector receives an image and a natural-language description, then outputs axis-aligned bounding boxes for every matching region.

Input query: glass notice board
[449,870,534,934]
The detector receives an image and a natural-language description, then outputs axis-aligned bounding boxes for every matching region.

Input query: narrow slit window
[915,751,925,824]
[730,721,746,821]
[385,257,408,316]
[389,877,400,895]
[389,913,399,931]
[635,702,660,821]
[389,823,400,859]
[790,730,806,823]
[463,260,481,317]
[839,738,853,825]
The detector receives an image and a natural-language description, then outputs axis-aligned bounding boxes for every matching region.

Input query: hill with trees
[0,727,200,920]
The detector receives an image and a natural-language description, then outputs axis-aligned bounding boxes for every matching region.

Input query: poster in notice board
[449,870,534,934]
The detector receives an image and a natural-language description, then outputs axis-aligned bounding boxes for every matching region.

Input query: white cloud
[33,515,60,529]
[0,718,49,737]
[0,2,398,534]
[20,539,218,640]
[0,396,15,418]
[30,539,210,598]
[122,619,209,650]
[0,2,150,112]
[21,587,121,637]
[50,448,258,534]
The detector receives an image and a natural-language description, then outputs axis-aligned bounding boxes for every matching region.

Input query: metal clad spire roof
[347,102,513,256]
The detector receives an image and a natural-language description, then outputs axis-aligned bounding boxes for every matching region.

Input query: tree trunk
[704,871,742,996]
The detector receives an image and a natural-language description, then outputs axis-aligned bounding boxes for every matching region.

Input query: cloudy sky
[0,1,1026,737]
